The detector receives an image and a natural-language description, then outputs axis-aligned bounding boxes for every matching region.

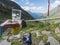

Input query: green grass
[6,21,60,45]
[0,37,4,40]
[11,41,22,45]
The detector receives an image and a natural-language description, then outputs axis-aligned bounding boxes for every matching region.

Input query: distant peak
[57,5,60,7]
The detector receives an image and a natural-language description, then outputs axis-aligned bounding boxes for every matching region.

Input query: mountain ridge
[28,11,45,19]
[45,5,60,23]
[0,0,34,20]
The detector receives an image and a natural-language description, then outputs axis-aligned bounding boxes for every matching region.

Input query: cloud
[11,0,15,1]
[21,0,35,6]
[50,0,60,10]
[22,0,60,13]
[21,0,28,2]
[21,0,29,4]
[22,6,47,13]
[21,0,47,13]
[26,2,34,6]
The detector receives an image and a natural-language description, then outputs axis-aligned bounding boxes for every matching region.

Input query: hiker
[21,20,27,28]
[22,36,27,45]
[26,33,32,45]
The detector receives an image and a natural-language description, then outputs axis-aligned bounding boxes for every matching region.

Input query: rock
[0,40,11,45]
[39,40,45,45]
[24,33,28,36]
[47,36,60,45]
[8,34,21,42]
[20,31,25,37]
[32,30,42,37]
[15,34,20,38]
[9,34,20,39]
[55,27,60,34]
[4,28,11,35]
[57,34,60,37]
[36,31,42,37]
[31,30,36,33]
[2,36,8,39]
[42,30,51,36]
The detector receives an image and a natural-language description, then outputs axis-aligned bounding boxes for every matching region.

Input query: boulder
[47,36,60,45]
[36,31,42,37]
[55,27,60,34]
[39,40,45,45]
[0,40,11,45]
[42,30,51,36]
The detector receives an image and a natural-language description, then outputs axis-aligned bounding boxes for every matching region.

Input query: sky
[11,0,60,13]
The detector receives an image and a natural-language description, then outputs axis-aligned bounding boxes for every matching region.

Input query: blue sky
[11,0,60,13]
[14,0,55,6]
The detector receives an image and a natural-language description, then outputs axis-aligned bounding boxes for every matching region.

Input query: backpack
[26,37,32,44]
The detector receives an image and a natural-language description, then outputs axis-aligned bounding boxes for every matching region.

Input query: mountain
[0,0,34,20]
[28,11,44,19]
[47,5,60,18]
[45,5,60,23]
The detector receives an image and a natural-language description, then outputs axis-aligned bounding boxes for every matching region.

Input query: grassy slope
[46,6,60,23]
[11,22,60,45]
